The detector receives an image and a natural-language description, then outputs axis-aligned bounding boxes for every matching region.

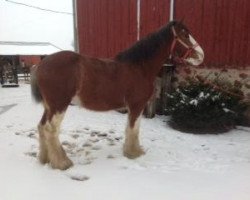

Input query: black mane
[115,21,176,64]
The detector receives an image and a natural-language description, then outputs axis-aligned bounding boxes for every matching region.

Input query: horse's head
[170,21,204,66]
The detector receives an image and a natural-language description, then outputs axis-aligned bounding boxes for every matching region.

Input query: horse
[0,58,12,85]
[31,20,204,170]
[20,60,32,82]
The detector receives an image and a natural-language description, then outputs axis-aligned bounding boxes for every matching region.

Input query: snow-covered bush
[166,79,247,133]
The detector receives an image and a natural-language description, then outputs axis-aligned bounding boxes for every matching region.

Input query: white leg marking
[38,124,49,164]
[42,112,73,170]
[123,114,145,159]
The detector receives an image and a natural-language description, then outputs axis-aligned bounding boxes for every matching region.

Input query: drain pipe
[136,0,141,41]
[159,0,176,115]
[169,0,175,21]
[72,0,79,52]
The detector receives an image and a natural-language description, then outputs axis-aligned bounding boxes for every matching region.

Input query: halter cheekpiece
[169,26,199,64]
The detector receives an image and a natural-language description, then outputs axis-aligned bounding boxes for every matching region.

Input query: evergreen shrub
[166,78,247,133]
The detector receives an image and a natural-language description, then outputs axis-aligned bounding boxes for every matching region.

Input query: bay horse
[31,20,204,170]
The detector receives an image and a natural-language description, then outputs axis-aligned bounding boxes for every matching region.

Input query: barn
[74,0,250,67]
[0,41,61,86]
[74,0,250,115]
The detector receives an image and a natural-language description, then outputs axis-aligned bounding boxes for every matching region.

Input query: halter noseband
[170,26,199,63]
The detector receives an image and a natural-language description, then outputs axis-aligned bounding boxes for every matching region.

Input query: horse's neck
[143,40,173,80]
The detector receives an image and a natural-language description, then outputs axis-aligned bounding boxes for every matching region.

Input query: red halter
[169,27,199,64]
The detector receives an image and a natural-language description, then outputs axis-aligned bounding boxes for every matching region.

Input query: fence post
[144,63,175,118]
[159,63,175,115]
[144,92,157,118]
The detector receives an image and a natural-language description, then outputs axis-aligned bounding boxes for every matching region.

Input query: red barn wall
[76,0,250,68]
[77,0,137,58]
[140,0,170,37]
[175,0,250,68]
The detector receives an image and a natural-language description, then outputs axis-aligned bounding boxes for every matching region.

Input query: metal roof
[0,41,62,55]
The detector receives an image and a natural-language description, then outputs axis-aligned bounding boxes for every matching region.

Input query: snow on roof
[0,41,62,55]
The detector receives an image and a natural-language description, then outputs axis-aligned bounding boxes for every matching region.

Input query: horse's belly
[77,90,125,111]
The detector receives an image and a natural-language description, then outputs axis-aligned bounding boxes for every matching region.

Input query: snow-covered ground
[0,83,250,200]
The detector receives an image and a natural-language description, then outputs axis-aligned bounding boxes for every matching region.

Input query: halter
[169,26,199,64]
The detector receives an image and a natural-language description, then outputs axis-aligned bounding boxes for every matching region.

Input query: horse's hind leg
[38,110,49,164]
[123,106,145,159]
[38,109,73,170]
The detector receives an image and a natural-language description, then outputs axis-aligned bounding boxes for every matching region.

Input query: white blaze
[185,34,204,66]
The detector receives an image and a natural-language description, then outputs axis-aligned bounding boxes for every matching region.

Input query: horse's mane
[115,21,176,64]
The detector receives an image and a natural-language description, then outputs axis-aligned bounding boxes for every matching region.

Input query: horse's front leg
[123,106,145,159]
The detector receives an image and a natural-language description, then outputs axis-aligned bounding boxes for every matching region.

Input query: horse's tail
[30,65,43,103]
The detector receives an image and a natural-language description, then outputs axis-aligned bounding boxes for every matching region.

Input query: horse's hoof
[38,153,49,164]
[50,157,73,170]
[123,146,145,159]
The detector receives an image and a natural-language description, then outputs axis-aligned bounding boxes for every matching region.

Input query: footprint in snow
[97,132,108,137]
[62,141,77,149]
[27,132,36,139]
[70,175,90,182]
[15,130,37,139]
[92,145,102,150]
[107,154,116,159]
[108,130,115,134]
[90,131,100,137]
[84,127,90,131]
[71,134,80,139]
[24,151,37,158]
[82,142,92,147]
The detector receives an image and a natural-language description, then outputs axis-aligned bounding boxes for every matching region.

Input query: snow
[223,108,234,113]
[189,99,198,106]
[0,84,250,200]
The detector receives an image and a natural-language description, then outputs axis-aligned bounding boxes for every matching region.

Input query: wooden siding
[76,0,250,67]
[77,0,137,58]
[175,0,250,68]
[140,0,170,37]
